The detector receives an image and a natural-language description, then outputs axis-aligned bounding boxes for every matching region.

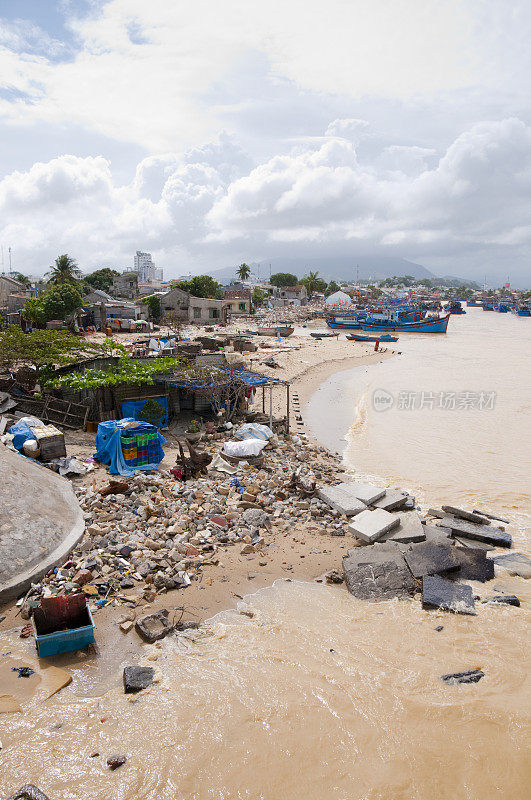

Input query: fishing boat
[310,332,337,338]
[445,300,466,314]
[257,326,294,337]
[326,313,364,330]
[494,302,509,313]
[361,314,451,333]
[466,299,483,307]
[347,333,399,342]
[514,305,530,317]
[482,300,494,310]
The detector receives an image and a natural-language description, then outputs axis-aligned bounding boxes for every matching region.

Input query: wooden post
[262,385,265,413]
[286,382,290,435]
[269,383,273,430]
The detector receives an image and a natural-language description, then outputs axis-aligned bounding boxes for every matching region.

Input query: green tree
[84,268,119,292]
[270,272,298,287]
[47,254,81,285]
[24,284,83,325]
[252,288,268,309]
[0,326,116,377]
[325,280,340,297]
[177,275,224,299]
[301,271,327,297]
[13,272,31,288]
[146,295,162,321]
[236,263,251,281]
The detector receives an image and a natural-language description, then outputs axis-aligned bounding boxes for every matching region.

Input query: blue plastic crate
[33,606,95,657]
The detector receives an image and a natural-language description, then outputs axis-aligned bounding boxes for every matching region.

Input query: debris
[342,559,416,600]
[473,509,510,524]
[100,480,129,497]
[441,506,490,525]
[385,512,426,544]
[343,481,386,505]
[491,552,531,578]
[371,489,408,511]
[32,594,95,657]
[11,666,35,678]
[325,569,343,584]
[107,755,127,770]
[422,575,476,615]
[440,668,484,685]
[317,483,367,516]
[123,665,155,693]
[482,595,520,607]
[404,542,460,579]
[453,547,494,582]
[439,516,512,548]
[348,508,400,544]
[7,786,51,800]
[135,609,173,643]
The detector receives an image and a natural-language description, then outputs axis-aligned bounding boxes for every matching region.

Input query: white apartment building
[133,251,163,283]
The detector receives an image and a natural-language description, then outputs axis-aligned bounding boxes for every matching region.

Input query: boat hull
[347,334,399,342]
[257,326,294,337]
[361,314,450,333]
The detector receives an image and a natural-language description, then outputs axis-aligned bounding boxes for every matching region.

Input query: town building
[224,288,251,316]
[272,284,308,306]
[111,271,138,299]
[0,275,25,305]
[132,251,163,283]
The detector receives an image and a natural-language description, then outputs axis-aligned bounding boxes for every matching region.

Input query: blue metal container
[33,606,95,657]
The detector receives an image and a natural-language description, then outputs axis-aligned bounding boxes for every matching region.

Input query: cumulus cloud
[1,118,531,284]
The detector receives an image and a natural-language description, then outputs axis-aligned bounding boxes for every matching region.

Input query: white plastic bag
[223,439,268,457]
[234,423,273,441]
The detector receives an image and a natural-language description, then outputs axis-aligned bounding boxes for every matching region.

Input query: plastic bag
[233,423,273,441]
[224,439,267,457]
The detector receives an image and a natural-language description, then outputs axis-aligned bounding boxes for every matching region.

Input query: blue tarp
[94,418,166,477]
[9,420,37,452]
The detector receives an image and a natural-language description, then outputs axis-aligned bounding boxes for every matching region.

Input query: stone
[423,524,453,544]
[439,516,512,548]
[440,668,484,685]
[404,542,460,579]
[107,755,127,770]
[344,481,386,505]
[372,490,408,511]
[241,508,270,528]
[453,536,493,551]
[135,609,173,643]
[317,484,367,516]
[344,541,408,569]
[343,559,416,600]
[73,569,93,586]
[441,506,490,525]
[385,512,426,544]
[482,594,520,607]
[123,665,155,693]
[348,508,400,544]
[473,509,510,524]
[120,620,134,633]
[422,575,476,615]
[325,569,343,584]
[7,786,51,800]
[427,509,445,519]
[491,552,531,578]
[452,547,494,582]
[120,577,134,589]
[240,544,255,555]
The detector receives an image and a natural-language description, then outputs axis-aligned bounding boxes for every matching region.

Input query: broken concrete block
[473,509,510,524]
[135,609,173,643]
[440,516,512,548]
[317,484,367,516]
[372,490,408,511]
[348,508,400,543]
[453,547,494,582]
[386,512,426,544]
[344,541,407,569]
[453,536,493,551]
[440,668,484,685]
[123,665,155,693]
[404,542,460,578]
[427,508,445,519]
[344,481,386,505]
[422,575,476,615]
[441,506,490,525]
[482,594,520,607]
[423,524,453,544]
[343,559,416,600]
[491,552,531,578]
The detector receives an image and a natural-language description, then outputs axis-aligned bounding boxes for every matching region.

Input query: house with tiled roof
[224,288,251,315]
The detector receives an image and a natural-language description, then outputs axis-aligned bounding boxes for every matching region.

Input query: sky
[1,0,531,286]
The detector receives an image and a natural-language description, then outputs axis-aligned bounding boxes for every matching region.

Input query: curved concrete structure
[0,447,85,604]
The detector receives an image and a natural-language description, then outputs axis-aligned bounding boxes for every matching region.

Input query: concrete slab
[343,559,416,600]
[452,547,494,582]
[317,484,367,516]
[345,481,386,505]
[0,447,85,604]
[372,490,408,511]
[423,524,452,544]
[441,506,490,525]
[348,508,400,543]
[404,542,460,578]
[422,575,476,615]
[344,542,407,569]
[385,512,426,544]
[440,516,512,548]
[490,552,531,578]
[454,536,494,551]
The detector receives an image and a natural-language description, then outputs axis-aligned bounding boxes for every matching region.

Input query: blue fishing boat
[347,333,399,342]
[466,299,483,307]
[494,302,509,313]
[361,314,451,333]
[326,313,365,330]
[482,300,494,310]
[445,300,466,314]
[515,305,530,317]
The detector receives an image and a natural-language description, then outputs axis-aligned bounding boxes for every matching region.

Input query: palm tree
[47,254,81,285]
[236,263,251,281]
[303,270,321,297]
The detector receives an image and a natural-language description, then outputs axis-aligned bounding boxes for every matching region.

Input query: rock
[240,544,255,555]
[344,541,408,569]
[404,542,460,579]
[440,668,484,685]
[135,609,173,643]
[123,665,155,692]
[482,594,520,607]
[441,506,490,525]
[439,516,512,548]
[453,536,493,551]
[491,552,531,578]
[342,559,416,600]
[107,755,127,770]
[120,620,134,633]
[434,625,444,632]
[423,524,453,544]
[371,490,408,511]
[422,575,476,615]
[343,481,386,505]
[7,786,51,800]
[427,509,445,519]
[241,508,270,528]
[325,569,344,584]
[73,569,93,586]
[120,577,134,589]
[348,508,400,544]
[317,484,367,516]
[385,512,426,544]
[452,547,494,582]
[473,509,510,524]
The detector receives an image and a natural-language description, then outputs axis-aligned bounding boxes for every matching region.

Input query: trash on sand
[32,594,95,657]
[11,666,35,678]
[224,438,268,458]
[440,668,484,685]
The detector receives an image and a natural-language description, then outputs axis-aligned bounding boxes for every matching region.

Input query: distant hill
[209,255,435,284]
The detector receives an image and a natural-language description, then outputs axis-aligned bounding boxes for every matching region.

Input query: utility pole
[8,246,12,274]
